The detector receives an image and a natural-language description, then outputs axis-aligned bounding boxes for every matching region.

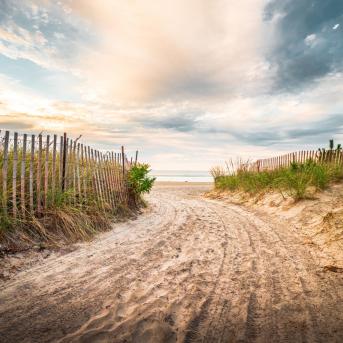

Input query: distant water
[150,170,213,182]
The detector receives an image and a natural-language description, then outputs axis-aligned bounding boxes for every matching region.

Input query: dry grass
[0,144,139,252]
[0,196,137,252]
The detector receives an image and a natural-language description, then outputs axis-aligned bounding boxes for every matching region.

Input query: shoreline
[154,181,213,186]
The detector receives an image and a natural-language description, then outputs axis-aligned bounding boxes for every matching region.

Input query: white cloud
[53,32,65,39]
[304,33,317,46]
[1,1,343,170]
[67,0,269,103]
[0,22,51,63]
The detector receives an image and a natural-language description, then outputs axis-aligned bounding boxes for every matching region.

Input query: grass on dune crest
[211,159,343,200]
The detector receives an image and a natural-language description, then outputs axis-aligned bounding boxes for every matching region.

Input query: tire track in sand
[0,184,343,343]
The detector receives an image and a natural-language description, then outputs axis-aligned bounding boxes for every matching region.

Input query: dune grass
[0,185,132,251]
[0,181,146,251]
[0,142,154,251]
[211,159,343,200]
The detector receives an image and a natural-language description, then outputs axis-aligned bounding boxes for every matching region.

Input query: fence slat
[52,135,57,200]
[61,134,67,191]
[2,131,9,215]
[110,152,118,204]
[98,151,108,206]
[13,132,18,219]
[44,135,50,210]
[87,146,93,196]
[29,135,35,213]
[65,138,70,191]
[106,153,116,207]
[60,135,64,190]
[113,152,120,203]
[85,145,91,198]
[96,150,105,209]
[37,134,43,214]
[76,143,81,200]
[81,144,87,199]
[92,149,102,208]
[100,152,110,207]
[101,153,110,206]
[105,153,115,208]
[121,147,125,177]
[88,146,93,198]
[72,140,77,204]
[121,146,128,204]
[21,134,27,217]
[112,152,121,204]
[135,150,138,165]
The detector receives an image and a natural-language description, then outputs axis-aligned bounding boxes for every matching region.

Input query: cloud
[134,111,202,132]
[0,115,35,130]
[226,113,343,146]
[1,1,343,170]
[287,114,343,138]
[0,27,28,45]
[264,0,343,91]
[0,1,91,76]
[304,34,317,46]
[68,0,268,103]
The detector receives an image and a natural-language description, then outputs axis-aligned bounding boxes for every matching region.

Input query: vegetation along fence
[0,130,138,220]
[245,148,343,173]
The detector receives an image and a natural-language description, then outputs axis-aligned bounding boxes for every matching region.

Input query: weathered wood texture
[0,130,138,218]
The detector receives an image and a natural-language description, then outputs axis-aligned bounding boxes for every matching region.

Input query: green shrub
[127,164,156,195]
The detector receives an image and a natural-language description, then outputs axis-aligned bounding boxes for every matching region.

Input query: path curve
[0,184,342,343]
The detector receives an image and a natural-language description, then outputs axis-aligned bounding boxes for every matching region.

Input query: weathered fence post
[29,135,35,213]
[52,135,57,200]
[2,131,9,215]
[121,146,129,204]
[13,132,18,219]
[121,146,125,177]
[61,132,67,192]
[21,134,27,217]
[37,134,43,215]
[135,150,138,165]
[44,135,50,210]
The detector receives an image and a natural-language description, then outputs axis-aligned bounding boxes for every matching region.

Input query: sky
[0,0,342,170]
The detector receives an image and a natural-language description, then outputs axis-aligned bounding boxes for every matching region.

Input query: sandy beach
[1,182,343,342]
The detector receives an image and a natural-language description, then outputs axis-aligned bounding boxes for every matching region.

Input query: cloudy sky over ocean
[0,0,342,169]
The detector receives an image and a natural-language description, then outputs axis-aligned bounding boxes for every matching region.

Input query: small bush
[128,164,156,195]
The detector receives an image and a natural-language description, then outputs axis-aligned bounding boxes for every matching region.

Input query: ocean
[150,170,213,183]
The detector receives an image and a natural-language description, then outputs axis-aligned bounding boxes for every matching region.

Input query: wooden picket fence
[245,149,343,173]
[0,130,138,219]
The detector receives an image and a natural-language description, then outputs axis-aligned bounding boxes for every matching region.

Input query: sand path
[1,183,343,342]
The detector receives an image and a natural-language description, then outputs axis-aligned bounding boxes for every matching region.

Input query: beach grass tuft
[211,159,343,200]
